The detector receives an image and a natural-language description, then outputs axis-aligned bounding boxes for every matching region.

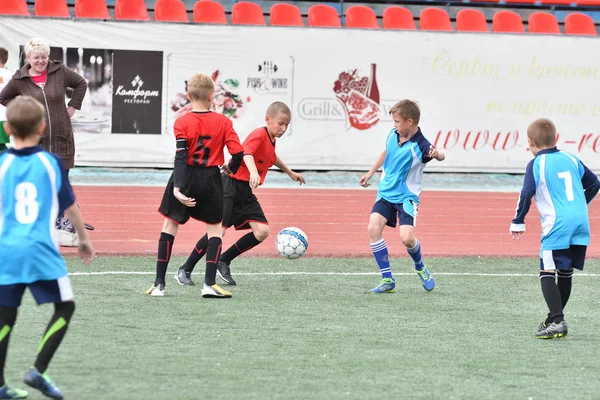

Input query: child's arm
[64,204,95,264]
[359,150,386,188]
[244,154,261,188]
[274,156,305,185]
[510,160,536,240]
[428,145,445,161]
[580,163,600,205]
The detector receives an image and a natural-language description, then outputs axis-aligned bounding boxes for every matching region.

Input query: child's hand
[173,187,196,207]
[78,240,95,264]
[510,231,523,240]
[428,145,439,160]
[220,163,232,175]
[359,173,372,187]
[249,172,260,189]
[289,172,305,185]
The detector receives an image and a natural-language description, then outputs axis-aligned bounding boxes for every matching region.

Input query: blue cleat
[370,278,396,293]
[23,368,63,400]
[0,385,28,399]
[416,267,435,291]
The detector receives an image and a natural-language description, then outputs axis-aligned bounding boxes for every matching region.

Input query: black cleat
[217,261,236,285]
[174,268,195,286]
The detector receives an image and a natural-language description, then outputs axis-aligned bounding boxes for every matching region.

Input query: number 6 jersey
[0,146,75,284]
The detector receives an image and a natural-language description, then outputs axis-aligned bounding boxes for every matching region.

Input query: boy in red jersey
[175,102,305,286]
[146,73,244,298]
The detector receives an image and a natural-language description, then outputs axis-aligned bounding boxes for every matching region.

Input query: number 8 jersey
[0,146,75,285]
[511,147,600,251]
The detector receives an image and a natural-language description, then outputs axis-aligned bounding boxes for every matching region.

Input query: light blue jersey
[512,147,600,252]
[377,128,433,204]
[0,146,75,284]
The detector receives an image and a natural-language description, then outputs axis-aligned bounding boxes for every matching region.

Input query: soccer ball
[276,227,308,259]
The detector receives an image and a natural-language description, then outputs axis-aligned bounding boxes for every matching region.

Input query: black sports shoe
[174,268,194,286]
[536,320,568,339]
[217,261,236,285]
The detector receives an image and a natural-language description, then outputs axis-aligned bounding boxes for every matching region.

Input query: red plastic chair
[540,0,573,4]
[231,1,266,25]
[528,12,561,34]
[75,0,110,19]
[420,8,453,31]
[308,4,341,28]
[192,0,226,24]
[115,0,150,21]
[492,10,525,33]
[382,6,415,30]
[154,0,189,22]
[565,12,597,35]
[456,9,489,32]
[35,0,70,17]
[576,0,600,5]
[0,0,30,15]
[345,5,379,29]
[270,3,303,26]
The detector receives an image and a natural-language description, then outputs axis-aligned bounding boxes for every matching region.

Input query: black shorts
[540,245,587,271]
[0,277,74,308]
[371,198,418,228]
[222,174,268,230]
[158,167,223,225]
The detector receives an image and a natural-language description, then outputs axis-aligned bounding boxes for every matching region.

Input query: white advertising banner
[1,17,599,173]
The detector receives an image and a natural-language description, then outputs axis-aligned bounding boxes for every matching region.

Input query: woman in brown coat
[0,38,92,244]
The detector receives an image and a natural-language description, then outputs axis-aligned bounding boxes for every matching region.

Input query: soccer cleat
[370,278,396,293]
[217,261,237,286]
[174,268,195,286]
[416,267,435,291]
[23,368,63,399]
[536,320,568,339]
[0,385,28,399]
[145,284,165,297]
[201,283,232,298]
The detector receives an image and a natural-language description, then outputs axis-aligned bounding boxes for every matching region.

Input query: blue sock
[407,240,425,270]
[371,239,392,279]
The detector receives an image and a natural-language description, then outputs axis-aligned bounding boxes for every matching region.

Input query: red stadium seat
[456,9,489,32]
[576,0,600,5]
[308,4,341,28]
[270,3,303,27]
[75,0,110,19]
[154,0,189,22]
[34,0,70,17]
[115,0,150,21]
[420,8,453,31]
[528,12,561,34]
[231,1,266,25]
[382,6,416,30]
[0,0,30,15]
[540,0,573,4]
[192,0,227,24]
[492,10,525,33]
[565,12,597,35]
[345,5,379,29]
[504,0,536,4]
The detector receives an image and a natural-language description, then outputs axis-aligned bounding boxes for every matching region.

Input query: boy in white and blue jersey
[511,118,600,340]
[360,100,445,294]
[0,96,95,399]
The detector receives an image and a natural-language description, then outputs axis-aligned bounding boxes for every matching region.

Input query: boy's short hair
[527,118,556,148]
[266,102,291,118]
[6,96,46,139]
[0,48,8,65]
[187,73,214,102]
[389,100,420,125]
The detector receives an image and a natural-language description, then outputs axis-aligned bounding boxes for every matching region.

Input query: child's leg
[0,306,18,387]
[220,223,269,265]
[154,219,178,286]
[400,226,424,270]
[368,213,392,279]
[181,234,209,273]
[204,223,223,287]
[33,301,75,374]
[539,269,563,323]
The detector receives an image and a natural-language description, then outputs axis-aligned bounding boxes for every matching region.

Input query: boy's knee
[255,225,270,241]
[55,301,75,320]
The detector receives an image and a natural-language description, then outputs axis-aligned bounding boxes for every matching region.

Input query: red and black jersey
[174,111,243,167]
[231,127,276,186]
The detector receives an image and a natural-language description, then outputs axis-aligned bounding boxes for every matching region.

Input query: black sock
[34,302,75,374]
[0,307,18,387]
[220,232,262,264]
[540,271,564,324]
[204,237,222,286]
[182,235,208,273]
[557,269,573,308]
[155,232,175,286]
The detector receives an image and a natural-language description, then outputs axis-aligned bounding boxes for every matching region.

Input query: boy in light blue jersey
[511,118,599,339]
[360,100,445,293]
[0,96,95,399]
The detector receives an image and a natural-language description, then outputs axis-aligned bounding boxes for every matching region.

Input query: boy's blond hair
[266,101,291,118]
[6,96,45,139]
[187,73,214,102]
[389,100,420,125]
[527,118,556,149]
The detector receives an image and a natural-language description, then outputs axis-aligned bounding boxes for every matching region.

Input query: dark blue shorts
[371,198,417,228]
[540,245,587,271]
[0,277,74,308]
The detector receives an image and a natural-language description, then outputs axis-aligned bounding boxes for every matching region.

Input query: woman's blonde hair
[24,38,50,57]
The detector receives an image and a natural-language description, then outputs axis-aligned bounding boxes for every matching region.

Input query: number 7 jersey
[511,147,600,250]
[0,146,75,285]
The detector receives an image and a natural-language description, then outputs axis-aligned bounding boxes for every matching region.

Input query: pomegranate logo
[333,63,380,130]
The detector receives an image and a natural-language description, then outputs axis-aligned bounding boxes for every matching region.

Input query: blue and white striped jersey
[0,146,75,284]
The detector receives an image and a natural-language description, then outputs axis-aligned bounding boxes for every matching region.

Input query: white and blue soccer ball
[276,227,308,259]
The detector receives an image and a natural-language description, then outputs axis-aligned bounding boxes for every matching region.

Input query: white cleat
[146,284,165,297]
[201,283,232,298]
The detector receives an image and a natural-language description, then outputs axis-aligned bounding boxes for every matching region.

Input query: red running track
[61,186,600,258]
